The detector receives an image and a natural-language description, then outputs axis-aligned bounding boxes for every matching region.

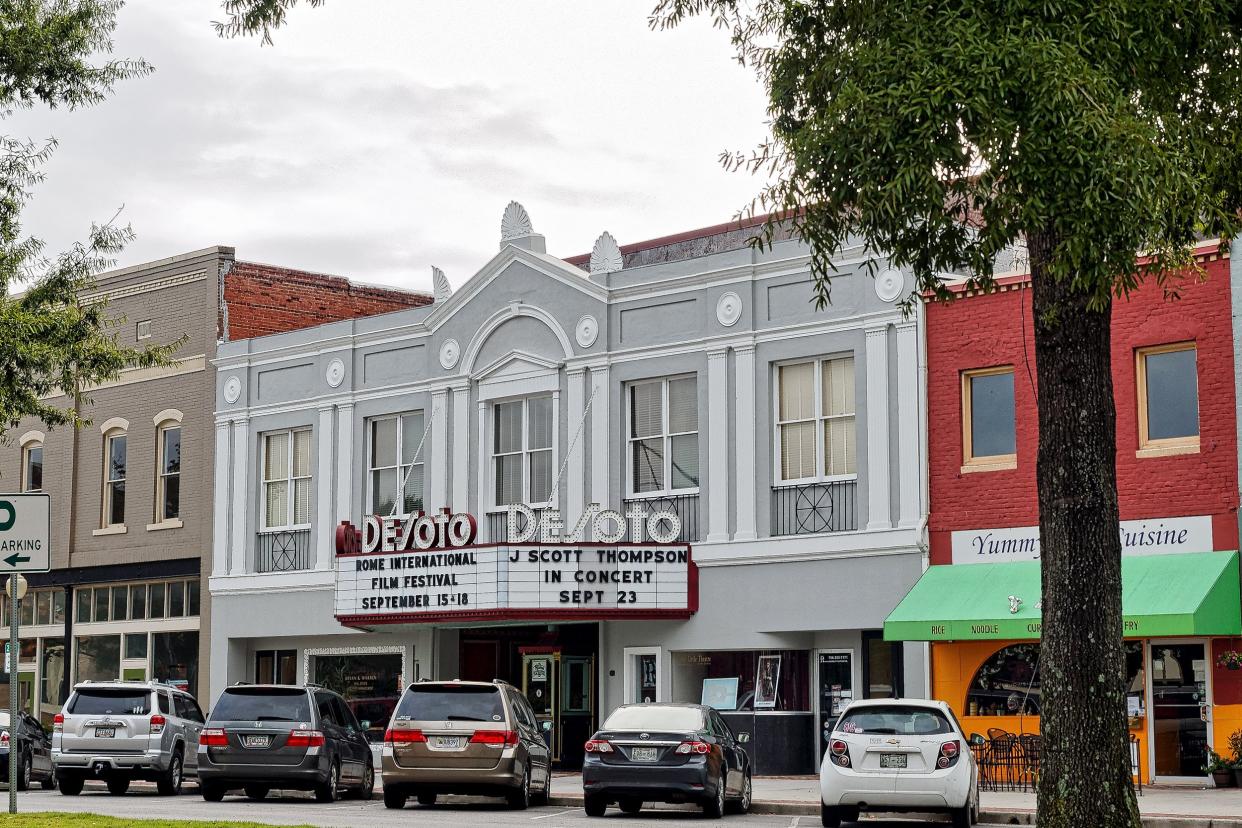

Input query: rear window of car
[603,705,705,732]
[837,706,953,736]
[210,688,311,723]
[393,685,504,722]
[69,689,151,716]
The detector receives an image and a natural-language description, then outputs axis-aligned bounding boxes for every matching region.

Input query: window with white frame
[493,396,553,507]
[628,376,699,495]
[776,356,856,482]
[262,429,312,529]
[368,411,425,516]
[157,425,181,521]
[21,442,42,493]
[102,431,127,527]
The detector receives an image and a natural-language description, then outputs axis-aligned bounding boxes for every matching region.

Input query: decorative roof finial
[432,266,452,303]
[589,231,623,275]
[500,201,534,242]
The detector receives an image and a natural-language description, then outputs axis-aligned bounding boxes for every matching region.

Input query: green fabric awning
[883,551,1241,641]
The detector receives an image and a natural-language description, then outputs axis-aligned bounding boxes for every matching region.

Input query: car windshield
[837,705,954,736]
[603,705,705,732]
[393,685,503,722]
[69,689,151,716]
[210,688,311,723]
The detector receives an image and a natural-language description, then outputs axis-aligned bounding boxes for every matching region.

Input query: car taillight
[939,740,961,768]
[286,730,325,748]
[0,731,8,745]
[52,714,63,734]
[830,739,851,767]
[470,730,518,748]
[674,740,712,755]
[385,728,427,744]
[200,728,228,747]
[583,739,614,754]
[150,714,166,735]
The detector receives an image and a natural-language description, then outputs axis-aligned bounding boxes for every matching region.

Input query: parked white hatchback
[820,699,978,828]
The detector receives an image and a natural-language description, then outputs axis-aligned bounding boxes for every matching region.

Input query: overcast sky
[8,0,771,293]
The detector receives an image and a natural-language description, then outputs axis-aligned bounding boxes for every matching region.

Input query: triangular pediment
[472,349,561,382]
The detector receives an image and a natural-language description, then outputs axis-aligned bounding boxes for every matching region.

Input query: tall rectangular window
[628,377,699,495]
[493,396,553,506]
[263,429,312,529]
[962,367,1017,467]
[776,357,856,481]
[157,426,181,521]
[103,433,127,526]
[21,443,42,493]
[1137,342,1199,454]
[367,412,425,517]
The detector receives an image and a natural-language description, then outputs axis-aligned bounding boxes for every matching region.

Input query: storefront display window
[967,642,1145,717]
[41,640,65,706]
[76,635,121,683]
[312,652,403,743]
[672,650,810,711]
[256,649,297,685]
[863,630,904,698]
[153,631,198,693]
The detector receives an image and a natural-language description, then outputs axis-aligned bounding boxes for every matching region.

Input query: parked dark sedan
[198,684,374,802]
[0,711,55,790]
[582,703,752,818]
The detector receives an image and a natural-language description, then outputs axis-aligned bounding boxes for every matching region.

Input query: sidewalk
[549,773,1242,825]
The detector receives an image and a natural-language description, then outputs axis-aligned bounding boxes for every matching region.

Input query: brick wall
[223,262,431,341]
[926,251,1239,564]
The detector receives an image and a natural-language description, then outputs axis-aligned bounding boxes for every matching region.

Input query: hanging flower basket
[1217,651,1242,671]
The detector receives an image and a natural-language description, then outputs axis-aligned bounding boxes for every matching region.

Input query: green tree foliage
[0,1,178,433]
[214,0,325,44]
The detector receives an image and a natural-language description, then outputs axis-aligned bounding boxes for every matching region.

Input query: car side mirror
[738,732,751,744]
[360,720,371,731]
[542,720,552,732]
[969,733,985,746]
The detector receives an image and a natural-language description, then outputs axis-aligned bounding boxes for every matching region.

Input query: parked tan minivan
[381,680,551,810]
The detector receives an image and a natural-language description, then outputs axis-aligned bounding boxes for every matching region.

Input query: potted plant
[1231,730,1242,788]
[1202,750,1234,788]
[1219,650,1242,671]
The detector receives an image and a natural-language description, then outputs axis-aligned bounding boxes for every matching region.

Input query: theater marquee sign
[334,504,697,626]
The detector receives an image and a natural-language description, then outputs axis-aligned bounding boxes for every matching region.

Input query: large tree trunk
[1029,229,1140,828]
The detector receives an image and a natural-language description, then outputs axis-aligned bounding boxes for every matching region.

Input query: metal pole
[9,576,17,812]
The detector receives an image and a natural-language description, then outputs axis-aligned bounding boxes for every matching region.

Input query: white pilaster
[451,387,470,511]
[212,421,231,577]
[229,418,250,574]
[895,322,921,528]
[429,389,449,510]
[335,403,354,524]
[315,406,335,571]
[565,368,587,521]
[706,348,730,542]
[477,400,489,538]
[733,344,758,541]
[865,326,892,530]
[590,365,610,507]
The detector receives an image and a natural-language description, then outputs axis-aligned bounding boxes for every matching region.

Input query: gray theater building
[209,204,930,773]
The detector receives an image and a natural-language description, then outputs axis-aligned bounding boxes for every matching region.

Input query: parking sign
[0,494,50,573]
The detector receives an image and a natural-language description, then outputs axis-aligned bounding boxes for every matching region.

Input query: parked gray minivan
[53,681,204,796]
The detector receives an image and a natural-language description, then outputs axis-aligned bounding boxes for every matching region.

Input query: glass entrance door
[817,651,853,756]
[523,653,559,760]
[1150,643,1209,778]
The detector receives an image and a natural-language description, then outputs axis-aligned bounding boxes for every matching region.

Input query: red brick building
[885,243,1242,783]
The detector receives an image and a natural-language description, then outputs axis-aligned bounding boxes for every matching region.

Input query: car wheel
[244,785,269,801]
[17,750,31,791]
[40,772,56,791]
[106,777,130,796]
[201,782,226,802]
[314,760,340,803]
[416,792,437,806]
[619,798,642,815]
[156,750,183,795]
[821,803,842,828]
[584,794,607,817]
[384,787,407,809]
[358,761,375,800]
[530,765,550,806]
[951,804,971,828]
[702,774,726,819]
[58,774,84,796]
[507,763,531,810]
[727,772,752,815]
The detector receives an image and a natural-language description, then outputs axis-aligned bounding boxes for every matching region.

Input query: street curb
[549,794,813,815]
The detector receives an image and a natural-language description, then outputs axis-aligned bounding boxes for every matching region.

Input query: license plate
[880,753,907,769]
[630,747,659,762]
[94,727,115,739]
[433,736,466,749]
[242,735,271,748]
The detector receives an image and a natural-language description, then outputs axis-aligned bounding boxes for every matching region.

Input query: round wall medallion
[716,291,743,327]
[874,268,906,303]
[325,357,346,388]
[439,338,461,370]
[575,315,599,348]
[223,376,242,405]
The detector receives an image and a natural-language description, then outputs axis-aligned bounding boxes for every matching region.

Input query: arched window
[99,418,130,530]
[966,643,1041,717]
[153,410,183,524]
[19,431,44,493]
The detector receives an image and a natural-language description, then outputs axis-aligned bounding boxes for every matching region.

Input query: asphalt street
[10,785,1013,827]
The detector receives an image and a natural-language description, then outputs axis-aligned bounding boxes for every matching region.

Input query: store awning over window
[883,551,1240,641]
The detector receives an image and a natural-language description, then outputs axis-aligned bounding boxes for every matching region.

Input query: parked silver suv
[53,680,204,796]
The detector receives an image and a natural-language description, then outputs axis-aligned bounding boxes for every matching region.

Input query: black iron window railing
[255,528,312,573]
[770,480,858,536]
[623,494,700,544]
